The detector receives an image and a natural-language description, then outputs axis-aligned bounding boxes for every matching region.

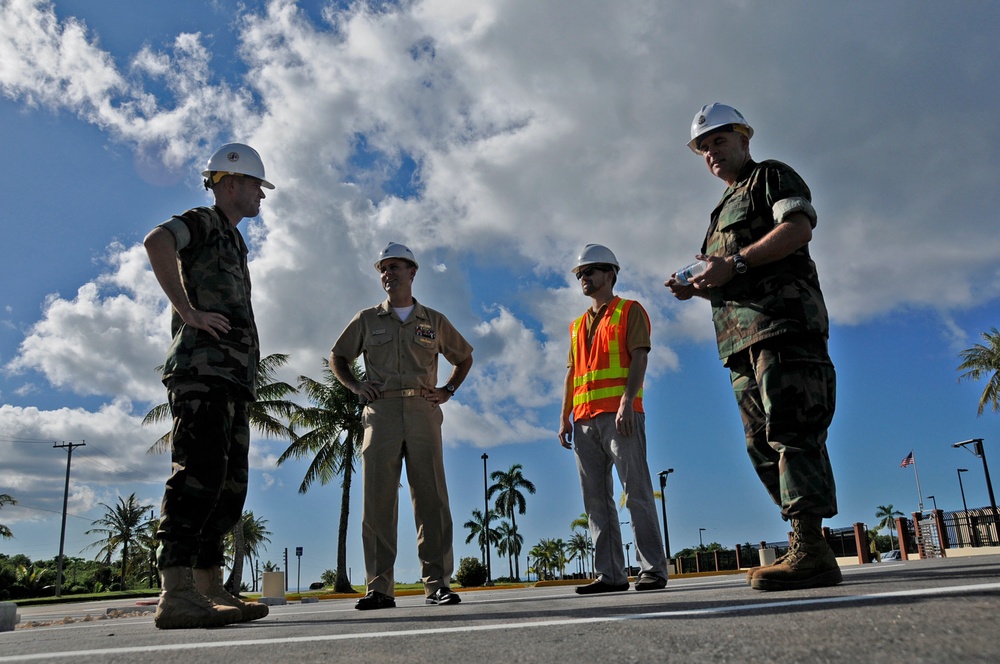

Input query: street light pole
[619,521,630,575]
[482,453,492,586]
[958,468,977,547]
[657,469,674,564]
[698,528,706,549]
[953,438,998,528]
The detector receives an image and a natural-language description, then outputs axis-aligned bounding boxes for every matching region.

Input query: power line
[76,443,159,483]
[1,502,91,521]
[0,435,60,444]
[2,435,161,483]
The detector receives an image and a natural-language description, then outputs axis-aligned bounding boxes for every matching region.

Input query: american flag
[900,451,914,468]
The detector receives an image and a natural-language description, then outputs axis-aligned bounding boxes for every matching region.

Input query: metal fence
[941,509,1000,548]
[827,526,859,558]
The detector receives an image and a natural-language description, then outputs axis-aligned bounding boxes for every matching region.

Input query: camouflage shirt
[159,206,259,399]
[701,159,829,361]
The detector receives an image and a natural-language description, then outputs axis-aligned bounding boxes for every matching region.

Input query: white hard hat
[572,244,620,275]
[202,143,275,189]
[374,241,418,270]
[687,103,754,153]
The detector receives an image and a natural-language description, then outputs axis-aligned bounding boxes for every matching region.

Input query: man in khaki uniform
[331,242,473,609]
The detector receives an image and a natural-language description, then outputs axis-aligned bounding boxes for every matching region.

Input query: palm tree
[528,541,552,580]
[494,520,523,579]
[529,538,567,580]
[277,358,365,594]
[567,531,592,577]
[570,512,593,575]
[463,508,500,564]
[0,493,16,540]
[143,353,299,591]
[551,537,569,579]
[487,463,536,580]
[135,513,159,589]
[14,563,52,597]
[84,493,155,590]
[225,511,272,592]
[875,504,904,551]
[958,327,1000,415]
[142,353,299,454]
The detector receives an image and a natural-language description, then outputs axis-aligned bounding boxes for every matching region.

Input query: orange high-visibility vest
[570,297,644,421]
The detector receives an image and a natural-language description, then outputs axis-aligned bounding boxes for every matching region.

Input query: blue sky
[2,0,999,586]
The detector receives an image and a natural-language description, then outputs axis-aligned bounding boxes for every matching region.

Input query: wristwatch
[732,253,748,274]
[445,383,457,394]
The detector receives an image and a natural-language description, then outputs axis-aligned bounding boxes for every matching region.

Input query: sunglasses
[575,265,610,280]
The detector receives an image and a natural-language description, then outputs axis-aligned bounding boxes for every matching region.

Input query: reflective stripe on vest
[570,297,643,419]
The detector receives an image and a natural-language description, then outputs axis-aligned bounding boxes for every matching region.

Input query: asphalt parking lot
[3,554,998,663]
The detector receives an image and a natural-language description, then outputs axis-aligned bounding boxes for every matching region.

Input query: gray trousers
[573,412,667,584]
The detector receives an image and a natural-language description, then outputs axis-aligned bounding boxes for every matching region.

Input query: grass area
[9,581,537,606]
[10,588,161,607]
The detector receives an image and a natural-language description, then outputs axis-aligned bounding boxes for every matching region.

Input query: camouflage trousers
[156,381,250,570]
[727,334,838,519]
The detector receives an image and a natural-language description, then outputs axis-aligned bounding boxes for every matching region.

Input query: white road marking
[3,581,998,662]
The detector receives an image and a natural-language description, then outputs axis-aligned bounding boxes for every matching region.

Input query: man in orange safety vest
[559,244,668,594]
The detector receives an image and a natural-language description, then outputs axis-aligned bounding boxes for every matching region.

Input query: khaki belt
[379,388,423,399]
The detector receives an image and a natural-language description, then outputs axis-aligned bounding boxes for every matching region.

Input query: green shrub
[454,557,487,588]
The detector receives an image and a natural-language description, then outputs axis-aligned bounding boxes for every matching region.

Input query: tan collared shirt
[333,298,473,391]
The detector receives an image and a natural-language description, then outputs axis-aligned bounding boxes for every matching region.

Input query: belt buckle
[400,388,417,398]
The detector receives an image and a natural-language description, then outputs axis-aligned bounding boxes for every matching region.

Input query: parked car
[881,549,902,561]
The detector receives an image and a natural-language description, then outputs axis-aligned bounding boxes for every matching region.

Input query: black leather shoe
[634,574,667,591]
[355,591,396,610]
[575,579,630,595]
[425,587,461,605]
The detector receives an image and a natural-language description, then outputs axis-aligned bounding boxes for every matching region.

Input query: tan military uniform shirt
[332,298,473,390]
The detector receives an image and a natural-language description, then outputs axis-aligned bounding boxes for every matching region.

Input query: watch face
[734,255,748,274]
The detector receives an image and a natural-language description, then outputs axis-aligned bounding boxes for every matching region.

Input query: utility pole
[54,440,85,598]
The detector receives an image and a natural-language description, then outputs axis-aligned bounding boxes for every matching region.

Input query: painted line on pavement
[2,581,998,662]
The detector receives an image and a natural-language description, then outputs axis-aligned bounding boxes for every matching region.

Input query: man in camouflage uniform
[144,143,273,628]
[666,104,840,591]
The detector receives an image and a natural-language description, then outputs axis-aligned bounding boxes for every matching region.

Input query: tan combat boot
[194,567,269,623]
[751,516,843,591]
[744,550,792,585]
[154,567,242,629]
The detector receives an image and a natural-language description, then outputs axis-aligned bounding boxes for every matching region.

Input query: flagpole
[910,449,924,511]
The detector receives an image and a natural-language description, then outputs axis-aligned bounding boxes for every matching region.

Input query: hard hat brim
[688,123,754,153]
[201,170,275,189]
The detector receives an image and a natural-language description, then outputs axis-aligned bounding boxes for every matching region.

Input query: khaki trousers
[361,396,454,596]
